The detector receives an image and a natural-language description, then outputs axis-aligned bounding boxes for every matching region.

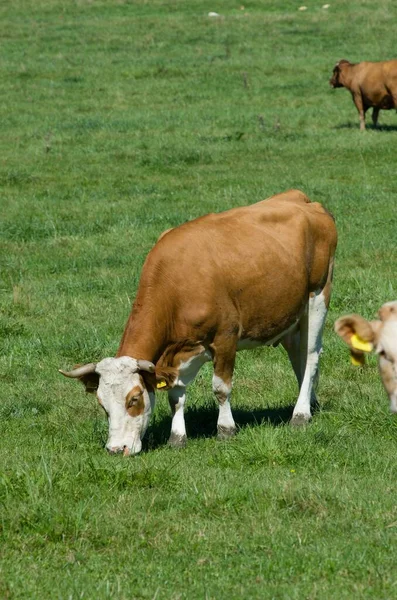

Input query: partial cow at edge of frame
[334,301,397,412]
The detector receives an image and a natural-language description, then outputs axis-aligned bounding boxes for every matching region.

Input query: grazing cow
[329,59,397,130]
[60,190,337,455]
[335,301,397,412]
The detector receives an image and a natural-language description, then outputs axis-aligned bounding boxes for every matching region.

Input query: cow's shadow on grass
[143,403,297,452]
[335,122,397,131]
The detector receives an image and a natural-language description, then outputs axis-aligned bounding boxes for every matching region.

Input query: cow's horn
[59,363,97,378]
[137,359,155,373]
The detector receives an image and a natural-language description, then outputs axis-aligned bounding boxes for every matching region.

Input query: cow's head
[60,357,156,455]
[329,59,350,88]
[335,301,397,412]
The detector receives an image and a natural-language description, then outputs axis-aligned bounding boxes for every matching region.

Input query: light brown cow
[60,190,337,455]
[335,302,397,412]
[329,59,397,130]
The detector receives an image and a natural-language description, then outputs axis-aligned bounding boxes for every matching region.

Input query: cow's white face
[375,308,397,413]
[95,357,155,455]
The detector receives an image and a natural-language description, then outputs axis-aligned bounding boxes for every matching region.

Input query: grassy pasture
[1,0,397,598]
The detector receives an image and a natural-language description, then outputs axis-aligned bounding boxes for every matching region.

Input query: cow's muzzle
[107,442,142,456]
[107,446,124,455]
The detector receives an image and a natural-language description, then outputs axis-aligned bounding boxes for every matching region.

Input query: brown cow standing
[330,59,397,130]
[335,302,397,412]
[60,190,337,456]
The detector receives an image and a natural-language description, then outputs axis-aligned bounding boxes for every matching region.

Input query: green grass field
[1,0,397,598]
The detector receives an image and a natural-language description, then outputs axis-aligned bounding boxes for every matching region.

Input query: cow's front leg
[168,386,187,448]
[352,92,366,130]
[213,375,236,439]
[211,340,237,440]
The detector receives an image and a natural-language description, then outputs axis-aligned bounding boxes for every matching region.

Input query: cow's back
[354,60,397,92]
[140,190,336,343]
[154,189,335,284]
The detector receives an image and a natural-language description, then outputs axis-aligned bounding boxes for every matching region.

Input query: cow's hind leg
[281,328,302,390]
[211,337,237,440]
[290,288,329,426]
[372,107,380,128]
[282,325,320,411]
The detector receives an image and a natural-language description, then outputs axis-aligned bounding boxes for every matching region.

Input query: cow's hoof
[290,413,311,427]
[217,425,236,440]
[168,432,187,448]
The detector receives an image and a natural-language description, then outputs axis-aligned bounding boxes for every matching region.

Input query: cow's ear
[334,314,375,348]
[154,367,178,391]
[334,314,376,366]
[59,363,99,393]
[140,367,177,392]
[78,371,100,393]
[140,371,156,393]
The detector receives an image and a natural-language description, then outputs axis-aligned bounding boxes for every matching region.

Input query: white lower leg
[168,387,187,446]
[292,292,327,423]
[218,399,235,429]
[213,375,236,437]
[292,351,320,419]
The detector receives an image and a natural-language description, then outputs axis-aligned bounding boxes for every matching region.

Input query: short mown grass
[1,0,397,598]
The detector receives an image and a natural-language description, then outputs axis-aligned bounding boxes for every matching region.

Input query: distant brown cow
[335,302,397,412]
[330,59,397,130]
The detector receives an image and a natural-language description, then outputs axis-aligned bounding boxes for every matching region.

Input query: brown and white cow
[60,190,337,455]
[329,59,397,130]
[335,302,397,412]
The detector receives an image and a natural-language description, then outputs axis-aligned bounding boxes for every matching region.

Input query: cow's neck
[116,294,168,363]
[340,65,354,88]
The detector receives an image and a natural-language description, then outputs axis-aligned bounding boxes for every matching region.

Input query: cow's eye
[126,387,143,411]
[379,350,392,362]
[126,393,142,409]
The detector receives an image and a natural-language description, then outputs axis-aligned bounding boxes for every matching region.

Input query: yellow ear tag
[156,381,167,389]
[350,353,365,367]
[350,334,373,353]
